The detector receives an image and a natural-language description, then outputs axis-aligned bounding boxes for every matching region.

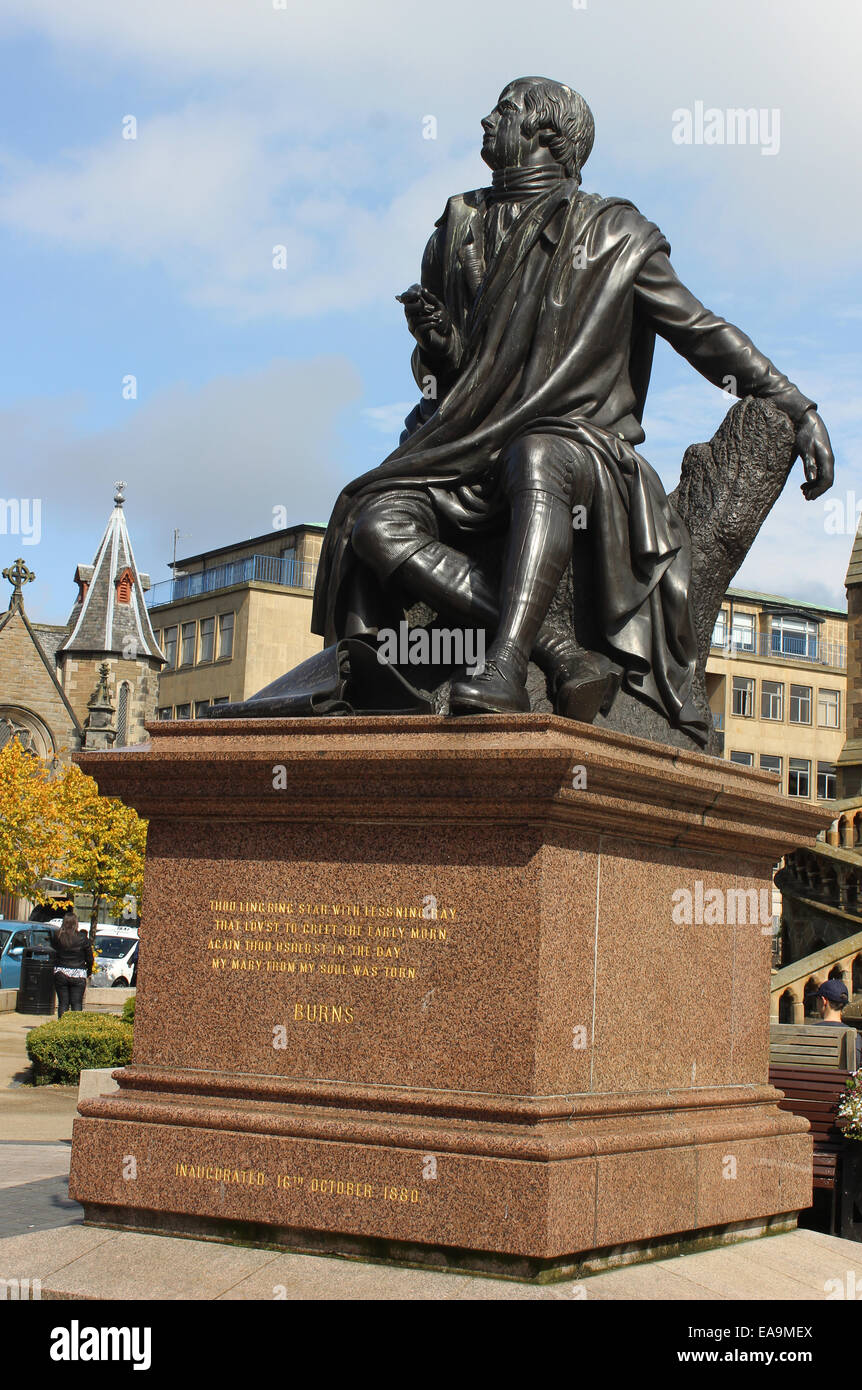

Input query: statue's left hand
[795,410,834,500]
[397,284,455,358]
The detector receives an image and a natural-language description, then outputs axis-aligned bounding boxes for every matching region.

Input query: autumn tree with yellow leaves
[56,764,147,938]
[0,739,65,905]
[0,740,147,936]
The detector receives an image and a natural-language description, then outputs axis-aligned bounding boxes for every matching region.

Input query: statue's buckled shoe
[449,660,530,715]
[553,653,621,723]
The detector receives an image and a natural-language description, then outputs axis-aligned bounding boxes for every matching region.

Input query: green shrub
[26,1012,133,1086]
[121,995,135,1025]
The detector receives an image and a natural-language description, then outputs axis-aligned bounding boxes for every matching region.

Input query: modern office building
[146,524,325,717]
[705,588,847,804]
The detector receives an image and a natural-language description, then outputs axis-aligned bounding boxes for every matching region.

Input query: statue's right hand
[396,284,454,356]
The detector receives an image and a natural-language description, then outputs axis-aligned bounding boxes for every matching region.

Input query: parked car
[0,922,61,990]
[90,928,139,988]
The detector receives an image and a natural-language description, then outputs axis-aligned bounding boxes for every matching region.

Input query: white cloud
[1,356,363,620]
[1,0,861,316]
[0,99,479,319]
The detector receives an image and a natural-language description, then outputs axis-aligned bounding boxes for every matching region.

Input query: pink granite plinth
[69,716,825,1276]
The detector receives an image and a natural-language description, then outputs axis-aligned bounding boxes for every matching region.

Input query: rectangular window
[199,616,215,663]
[218,612,234,659]
[789,684,812,724]
[788,757,811,798]
[174,703,191,721]
[760,680,784,721]
[157,707,173,721]
[732,676,754,718]
[181,621,196,666]
[210,696,229,706]
[818,688,841,728]
[711,610,727,647]
[771,615,819,661]
[194,701,211,719]
[730,751,754,766]
[731,612,755,652]
[760,754,782,781]
[163,626,178,669]
[817,762,837,800]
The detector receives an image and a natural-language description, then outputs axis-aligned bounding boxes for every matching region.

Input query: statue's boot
[396,537,620,719]
[395,544,526,713]
[532,630,622,723]
[450,487,572,716]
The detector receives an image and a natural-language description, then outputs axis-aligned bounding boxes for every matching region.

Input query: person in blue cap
[815,979,862,1070]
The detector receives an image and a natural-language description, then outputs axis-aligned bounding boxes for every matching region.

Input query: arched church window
[117,682,130,746]
[0,707,54,761]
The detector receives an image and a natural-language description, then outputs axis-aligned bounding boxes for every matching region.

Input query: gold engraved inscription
[173,1162,421,1205]
[205,896,456,989]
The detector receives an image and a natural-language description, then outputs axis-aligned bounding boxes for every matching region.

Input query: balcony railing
[146,553,318,609]
[709,633,846,671]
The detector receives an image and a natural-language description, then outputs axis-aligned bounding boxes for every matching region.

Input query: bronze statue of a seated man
[309,76,833,743]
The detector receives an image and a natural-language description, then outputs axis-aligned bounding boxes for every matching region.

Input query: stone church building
[0,486,164,766]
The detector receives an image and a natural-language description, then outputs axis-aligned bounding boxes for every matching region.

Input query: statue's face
[480,81,536,170]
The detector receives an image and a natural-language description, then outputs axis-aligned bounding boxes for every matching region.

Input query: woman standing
[52,912,94,1017]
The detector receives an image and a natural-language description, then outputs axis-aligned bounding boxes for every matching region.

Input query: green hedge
[26,1012,133,1086]
[121,996,135,1025]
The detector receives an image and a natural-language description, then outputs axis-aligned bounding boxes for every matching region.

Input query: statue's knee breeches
[350,490,439,581]
[500,433,596,508]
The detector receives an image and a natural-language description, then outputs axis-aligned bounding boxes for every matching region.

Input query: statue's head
[481,77,595,183]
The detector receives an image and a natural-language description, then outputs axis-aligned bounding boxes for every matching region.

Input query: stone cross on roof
[2,557,35,611]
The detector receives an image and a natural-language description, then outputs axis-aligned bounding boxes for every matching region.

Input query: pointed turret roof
[847,509,862,589]
[60,483,164,662]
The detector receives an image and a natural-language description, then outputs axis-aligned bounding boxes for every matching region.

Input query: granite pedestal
[69,716,826,1278]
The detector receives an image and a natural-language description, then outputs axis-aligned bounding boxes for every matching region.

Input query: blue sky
[0,0,860,622]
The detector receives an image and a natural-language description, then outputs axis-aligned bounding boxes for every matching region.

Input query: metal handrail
[709,633,846,670]
[146,554,318,608]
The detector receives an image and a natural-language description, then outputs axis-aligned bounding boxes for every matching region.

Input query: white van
[91,927,139,988]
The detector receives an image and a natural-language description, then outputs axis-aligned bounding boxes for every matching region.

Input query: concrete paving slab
[0,1224,116,1281]
[0,1011,54,1086]
[77,1068,121,1102]
[1,1224,860,1300]
[0,1012,81,1140]
[651,1240,830,1301]
[39,1231,288,1302]
[0,1141,71,1190]
[564,1258,721,1301]
[0,1176,82,1238]
[222,1251,482,1301]
[789,1227,862,1265]
[727,1229,862,1293]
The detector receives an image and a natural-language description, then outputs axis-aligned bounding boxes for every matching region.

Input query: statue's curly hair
[518,79,595,185]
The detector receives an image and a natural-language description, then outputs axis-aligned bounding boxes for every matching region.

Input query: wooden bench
[768,1024,857,1235]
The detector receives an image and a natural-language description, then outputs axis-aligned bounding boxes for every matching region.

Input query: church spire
[60,485,163,662]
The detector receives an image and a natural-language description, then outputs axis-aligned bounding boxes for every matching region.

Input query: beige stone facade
[839,516,862,796]
[0,605,81,763]
[149,525,324,716]
[705,588,847,804]
[59,654,160,747]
